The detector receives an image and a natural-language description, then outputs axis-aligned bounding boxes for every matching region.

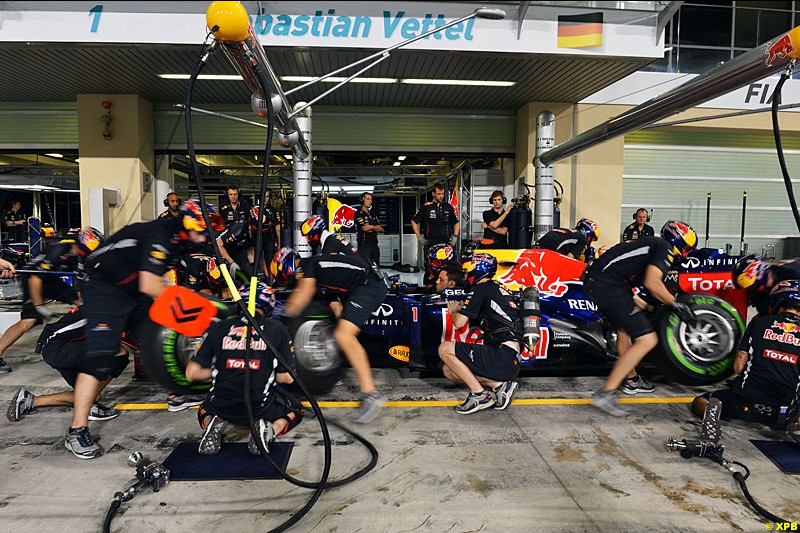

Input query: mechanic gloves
[449,235,458,247]
[671,301,697,325]
[417,234,427,246]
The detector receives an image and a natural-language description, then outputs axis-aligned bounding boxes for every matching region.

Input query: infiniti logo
[371,303,394,317]
[681,257,701,269]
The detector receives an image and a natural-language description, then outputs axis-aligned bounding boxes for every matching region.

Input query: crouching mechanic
[64,200,223,459]
[282,215,388,424]
[185,283,303,455]
[0,228,101,373]
[7,306,121,422]
[732,255,800,317]
[692,280,800,434]
[584,221,698,416]
[438,253,521,414]
[535,218,599,261]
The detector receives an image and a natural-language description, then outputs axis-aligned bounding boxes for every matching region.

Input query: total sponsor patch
[762,348,798,365]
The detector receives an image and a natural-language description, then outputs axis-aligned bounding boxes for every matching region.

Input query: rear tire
[653,293,744,385]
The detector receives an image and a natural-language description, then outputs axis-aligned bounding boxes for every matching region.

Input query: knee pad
[279,407,304,435]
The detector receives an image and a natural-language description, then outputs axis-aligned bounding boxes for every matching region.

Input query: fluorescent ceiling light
[397,155,407,161]
[45,153,63,158]
[74,158,80,163]
[159,74,242,80]
[402,78,515,87]
[0,184,65,192]
[284,154,293,160]
[392,161,401,167]
[281,76,397,84]
[312,185,373,194]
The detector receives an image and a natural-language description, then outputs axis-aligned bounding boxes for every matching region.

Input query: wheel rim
[675,309,735,365]
[175,333,203,367]
[294,319,339,372]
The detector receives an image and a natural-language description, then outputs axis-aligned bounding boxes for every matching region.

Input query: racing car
[141,245,747,397]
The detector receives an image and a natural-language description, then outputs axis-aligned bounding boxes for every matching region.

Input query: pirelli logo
[225,358,261,370]
[763,349,798,365]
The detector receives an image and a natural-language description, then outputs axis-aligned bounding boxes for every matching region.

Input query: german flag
[557,12,603,49]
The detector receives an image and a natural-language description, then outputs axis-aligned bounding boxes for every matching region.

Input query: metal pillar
[534,111,555,239]
[293,103,313,257]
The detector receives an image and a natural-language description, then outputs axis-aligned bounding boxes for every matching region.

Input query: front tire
[653,293,744,385]
[139,319,210,395]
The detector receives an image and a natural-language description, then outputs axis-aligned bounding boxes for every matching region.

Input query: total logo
[763,348,798,365]
[683,276,735,291]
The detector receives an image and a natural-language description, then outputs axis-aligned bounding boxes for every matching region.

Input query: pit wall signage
[0,2,662,58]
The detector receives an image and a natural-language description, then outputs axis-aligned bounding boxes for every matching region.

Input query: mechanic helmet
[300,215,326,245]
[768,280,800,314]
[60,228,80,243]
[179,199,225,236]
[76,227,104,257]
[575,218,599,243]
[732,254,772,292]
[239,282,277,317]
[660,220,697,257]
[271,247,298,286]
[249,205,271,234]
[463,253,498,291]
[428,243,454,274]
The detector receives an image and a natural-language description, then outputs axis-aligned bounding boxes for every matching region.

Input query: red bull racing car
[143,245,747,396]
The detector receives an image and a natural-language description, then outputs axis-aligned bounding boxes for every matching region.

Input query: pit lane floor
[0,327,798,533]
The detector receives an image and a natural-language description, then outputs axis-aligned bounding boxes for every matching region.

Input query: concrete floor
[0,324,798,533]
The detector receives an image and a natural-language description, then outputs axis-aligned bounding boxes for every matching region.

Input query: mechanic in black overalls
[186,282,303,456]
[480,191,511,249]
[7,306,121,423]
[535,218,599,261]
[252,189,280,281]
[354,192,382,265]
[219,184,250,228]
[438,253,521,414]
[4,199,27,242]
[411,182,459,272]
[732,255,800,317]
[583,221,698,416]
[64,200,223,459]
[692,280,800,436]
[282,215,388,425]
[216,216,256,284]
[621,208,655,242]
[0,230,93,374]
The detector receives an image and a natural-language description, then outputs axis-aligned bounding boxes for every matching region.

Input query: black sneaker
[454,390,495,415]
[88,403,120,421]
[248,419,276,455]
[65,426,103,459]
[198,415,227,455]
[493,381,519,410]
[7,387,34,422]
[167,394,204,412]
[0,358,11,374]
[621,375,655,395]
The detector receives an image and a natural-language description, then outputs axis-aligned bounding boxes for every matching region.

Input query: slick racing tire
[288,302,343,396]
[653,293,744,385]
[139,318,211,396]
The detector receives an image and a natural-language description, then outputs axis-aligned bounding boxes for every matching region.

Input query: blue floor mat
[163,441,293,481]
[751,440,800,475]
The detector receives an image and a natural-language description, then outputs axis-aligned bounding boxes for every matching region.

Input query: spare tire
[139,318,211,395]
[653,293,745,385]
[288,302,343,396]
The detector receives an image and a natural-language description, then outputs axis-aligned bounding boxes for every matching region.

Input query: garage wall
[0,102,516,154]
[623,128,800,259]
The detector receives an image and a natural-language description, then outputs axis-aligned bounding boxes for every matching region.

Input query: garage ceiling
[0,44,652,109]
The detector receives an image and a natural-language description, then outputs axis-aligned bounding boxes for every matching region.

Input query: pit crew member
[186,283,303,455]
[411,181,459,271]
[281,215,388,424]
[354,192,382,265]
[621,208,655,242]
[584,221,698,416]
[438,253,521,414]
[535,218,599,261]
[480,191,511,249]
[732,255,800,317]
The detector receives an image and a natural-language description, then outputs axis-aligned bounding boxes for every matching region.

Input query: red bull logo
[765,34,794,66]
[764,322,800,346]
[771,320,800,334]
[496,249,578,296]
[330,204,356,229]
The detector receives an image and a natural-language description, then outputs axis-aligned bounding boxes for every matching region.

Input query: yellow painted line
[114,397,695,411]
